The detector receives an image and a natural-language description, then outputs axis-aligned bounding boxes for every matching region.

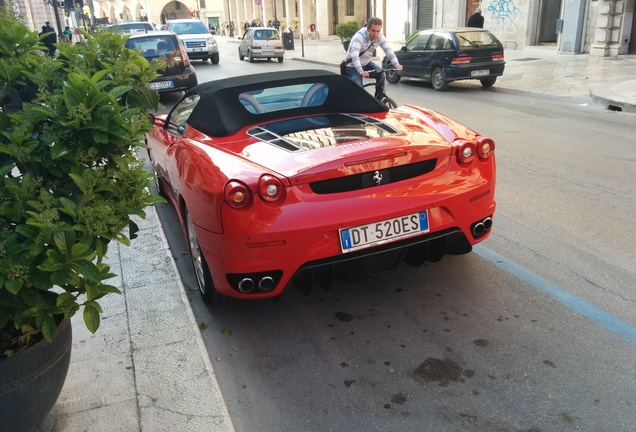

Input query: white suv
[165,19,219,64]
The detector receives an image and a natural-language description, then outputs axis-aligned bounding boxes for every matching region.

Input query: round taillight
[477,138,495,159]
[456,141,476,164]
[258,175,285,202]
[224,181,252,209]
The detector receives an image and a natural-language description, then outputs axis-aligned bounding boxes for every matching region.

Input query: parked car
[164,19,219,64]
[125,31,197,93]
[384,28,505,91]
[145,69,496,304]
[107,21,156,33]
[238,27,284,63]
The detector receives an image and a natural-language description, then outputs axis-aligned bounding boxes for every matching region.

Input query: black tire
[211,52,220,65]
[248,50,254,63]
[480,77,497,87]
[148,155,167,198]
[386,68,401,84]
[431,67,448,91]
[277,57,283,63]
[185,208,225,305]
[382,96,398,109]
[238,47,244,61]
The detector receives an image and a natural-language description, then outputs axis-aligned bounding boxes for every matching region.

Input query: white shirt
[345,27,400,73]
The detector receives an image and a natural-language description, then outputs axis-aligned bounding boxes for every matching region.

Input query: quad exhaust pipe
[472,217,493,238]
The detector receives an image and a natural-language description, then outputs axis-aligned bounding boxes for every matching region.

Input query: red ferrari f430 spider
[146,69,496,304]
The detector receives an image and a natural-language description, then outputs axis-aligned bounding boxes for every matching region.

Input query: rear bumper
[151,71,197,92]
[250,49,285,59]
[193,165,496,299]
[444,63,506,81]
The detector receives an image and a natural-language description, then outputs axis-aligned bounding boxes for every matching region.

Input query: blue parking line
[474,244,636,345]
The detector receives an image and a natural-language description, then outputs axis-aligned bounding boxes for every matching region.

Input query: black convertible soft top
[184,69,387,137]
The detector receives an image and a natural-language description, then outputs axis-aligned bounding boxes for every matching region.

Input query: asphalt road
[147,39,636,432]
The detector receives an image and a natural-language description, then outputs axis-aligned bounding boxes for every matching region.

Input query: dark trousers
[344,61,384,99]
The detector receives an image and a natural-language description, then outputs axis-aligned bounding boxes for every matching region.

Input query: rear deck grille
[309,159,437,194]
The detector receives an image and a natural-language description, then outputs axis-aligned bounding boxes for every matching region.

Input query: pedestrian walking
[62,26,72,43]
[467,7,484,28]
[39,24,57,57]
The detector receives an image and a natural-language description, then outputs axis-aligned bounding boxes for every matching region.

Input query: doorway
[537,0,562,45]
[416,0,433,30]
[465,0,480,26]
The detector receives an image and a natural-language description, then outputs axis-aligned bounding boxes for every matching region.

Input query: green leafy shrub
[0,10,162,358]
[335,20,360,42]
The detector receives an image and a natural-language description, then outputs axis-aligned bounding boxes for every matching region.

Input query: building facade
[10,0,635,56]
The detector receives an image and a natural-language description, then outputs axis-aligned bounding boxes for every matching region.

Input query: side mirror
[148,113,156,124]
[401,45,407,52]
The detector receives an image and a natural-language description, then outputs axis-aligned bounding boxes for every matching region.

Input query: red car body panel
[146,70,496,300]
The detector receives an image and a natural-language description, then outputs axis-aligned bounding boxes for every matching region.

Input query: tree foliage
[0,10,163,358]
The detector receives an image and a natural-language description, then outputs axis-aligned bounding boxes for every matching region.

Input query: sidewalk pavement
[43,35,635,432]
[47,209,235,432]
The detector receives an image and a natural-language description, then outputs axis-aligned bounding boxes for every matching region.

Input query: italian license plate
[339,211,429,253]
[193,48,203,52]
[261,51,274,55]
[149,81,174,90]
[471,69,490,77]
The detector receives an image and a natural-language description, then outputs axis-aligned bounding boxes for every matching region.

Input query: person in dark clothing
[39,24,57,57]
[467,7,484,28]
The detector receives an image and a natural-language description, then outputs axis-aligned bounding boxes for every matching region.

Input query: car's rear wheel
[185,208,226,305]
[211,52,220,64]
[238,47,244,60]
[386,68,401,84]
[277,57,284,63]
[248,50,254,63]
[431,67,448,91]
[480,77,497,87]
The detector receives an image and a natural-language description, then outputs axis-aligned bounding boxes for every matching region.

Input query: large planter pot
[342,40,351,51]
[0,319,72,432]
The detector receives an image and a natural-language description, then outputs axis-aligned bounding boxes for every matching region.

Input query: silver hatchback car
[238,27,284,63]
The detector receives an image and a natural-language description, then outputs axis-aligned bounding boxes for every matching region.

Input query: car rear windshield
[170,22,208,35]
[455,31,502,50]
[125,36,177,57]
[253,29,280,40]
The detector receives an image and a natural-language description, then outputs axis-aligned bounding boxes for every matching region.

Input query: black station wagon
[384,28,505,91]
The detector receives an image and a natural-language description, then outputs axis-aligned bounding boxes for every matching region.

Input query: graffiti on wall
[486,0,522,28]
